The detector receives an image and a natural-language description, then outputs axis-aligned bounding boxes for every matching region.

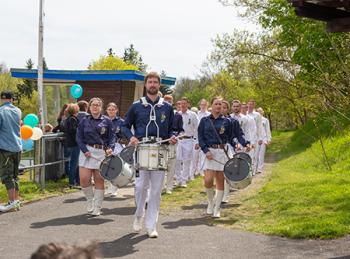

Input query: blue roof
[10,68,176,86]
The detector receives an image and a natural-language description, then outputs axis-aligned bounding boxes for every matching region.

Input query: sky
[0,0,256,78]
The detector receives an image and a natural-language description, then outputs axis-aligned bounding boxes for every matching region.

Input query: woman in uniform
[198,97,248,218]
[76,97,115,216]
[105,102,125,197]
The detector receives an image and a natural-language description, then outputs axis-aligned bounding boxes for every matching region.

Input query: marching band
[72,72,271,238]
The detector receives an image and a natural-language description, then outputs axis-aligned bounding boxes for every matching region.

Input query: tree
[122,44,147,71]
[107,48,115,57]
[88,54,138,70]
[17,59,37,99]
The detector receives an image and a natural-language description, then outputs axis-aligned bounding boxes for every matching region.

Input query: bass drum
[224,155,252,190]
[100,155,134,188]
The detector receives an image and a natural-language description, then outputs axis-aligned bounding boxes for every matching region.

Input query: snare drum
[136,144,168,170]
[167,144,176,160]
[100,155,134,187]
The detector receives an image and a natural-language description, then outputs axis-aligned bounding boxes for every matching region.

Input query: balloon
[70,84,83,99]
[31,127,43,140]
[20,125,33,140]
[22,139,34,151]
[23,114,39,128]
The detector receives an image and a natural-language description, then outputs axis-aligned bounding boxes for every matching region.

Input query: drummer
[105,102,126,197]
[76,97,115,216]
[198,96,249,218]
[122,72,176,238]
[221,100,247,203]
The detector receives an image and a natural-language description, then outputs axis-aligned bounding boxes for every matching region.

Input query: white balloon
[31,127,43,140]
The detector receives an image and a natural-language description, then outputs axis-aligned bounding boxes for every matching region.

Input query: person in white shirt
[190,99,211,178]
[247,99,263,175]
[175,97,199,187]
[256,107,271,174]
[240,102,257,175]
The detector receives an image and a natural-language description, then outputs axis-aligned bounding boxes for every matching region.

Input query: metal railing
[19,132,68,189]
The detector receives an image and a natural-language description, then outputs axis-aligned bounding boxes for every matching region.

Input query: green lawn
[161,129,350,239]
[0,172,76,204]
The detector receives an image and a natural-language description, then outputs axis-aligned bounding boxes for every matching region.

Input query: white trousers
[190,148,200,179]
[256,143,267,173]
[251,143,259,174]
[165,158,176,191]
[134,170,165,230]
[175,139,194,184]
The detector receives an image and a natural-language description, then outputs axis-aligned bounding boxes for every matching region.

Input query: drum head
[100,156,123,181]
[224,157,250,182]
[120,146,135,164]
[233,152,252,165]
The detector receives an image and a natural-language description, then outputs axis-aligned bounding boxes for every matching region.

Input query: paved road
[1,185,350,259]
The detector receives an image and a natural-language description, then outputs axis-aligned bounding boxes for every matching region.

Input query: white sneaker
[147,229,158,238]
[180,183,187,188]
[166,190,172,194]
[212,210,221,218]
[133,217,143,232]
[206,203,214,215]
[87,199,94,213]
[109,183,118,197]
[0,200,20,212]
[91,189,104,216]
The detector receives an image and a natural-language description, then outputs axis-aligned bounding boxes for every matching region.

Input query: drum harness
[207,117,230,165]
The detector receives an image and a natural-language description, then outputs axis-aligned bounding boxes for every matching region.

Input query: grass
[161,176,206,212]
[161,128,350,239]
[220,129,350,239]
[0,172,76,204]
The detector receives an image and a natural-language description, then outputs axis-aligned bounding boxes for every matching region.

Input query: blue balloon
[22,139,34,151]
[70,84,83,99]
[23,113,39,128]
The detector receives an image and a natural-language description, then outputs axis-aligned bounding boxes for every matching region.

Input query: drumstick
[154,134,191,144]
[209,157,226,165]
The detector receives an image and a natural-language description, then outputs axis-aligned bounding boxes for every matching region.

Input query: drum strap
[140,97,165,107]
[208,118,230,160]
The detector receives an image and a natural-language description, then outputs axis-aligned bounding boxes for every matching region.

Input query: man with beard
[122,72,176,238]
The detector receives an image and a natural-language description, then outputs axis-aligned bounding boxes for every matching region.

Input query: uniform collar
[209,114,223,120]
[145,95,160,105]
[181,109,188,115]
[89,114,103,120]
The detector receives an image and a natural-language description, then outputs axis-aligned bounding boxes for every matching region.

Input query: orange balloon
[21,125,33,140]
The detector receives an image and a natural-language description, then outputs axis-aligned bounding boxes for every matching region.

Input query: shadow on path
[101,206,135,216]
[99,233,148,258]
[63,196,128,204]
[162,217,213,229]
[31,214,114,228]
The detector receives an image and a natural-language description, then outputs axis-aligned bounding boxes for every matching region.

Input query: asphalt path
[1,185,350,259]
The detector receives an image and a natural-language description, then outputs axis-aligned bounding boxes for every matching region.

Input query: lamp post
[38,0,46,125]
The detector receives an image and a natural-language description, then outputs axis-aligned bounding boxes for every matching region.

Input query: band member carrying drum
[198,96,249,218]
[76,97,115,216]
[105,102,126,197]
[122,72,176,238]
